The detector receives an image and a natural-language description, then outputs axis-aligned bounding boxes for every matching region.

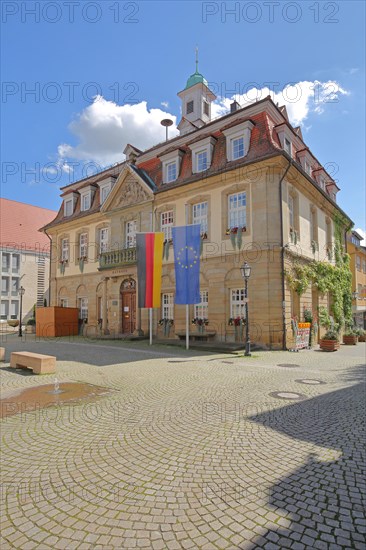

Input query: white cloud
[355,228,366,246]
[57,96,178,166]
[56,81,348,169]
[211,80,349,127]
[161,101,169,108]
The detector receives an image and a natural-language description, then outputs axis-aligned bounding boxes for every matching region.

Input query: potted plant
[343,328,358,345]
[356,328,366,342]
[158,318,174,337]
[25,318,36,334]
[319,329,340,352]
[228,317,245,342]
[7,319,19,328]
[192,317,209,333]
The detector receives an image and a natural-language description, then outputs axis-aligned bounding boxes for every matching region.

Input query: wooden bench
[176,331,216,342]
[10,352,56,374]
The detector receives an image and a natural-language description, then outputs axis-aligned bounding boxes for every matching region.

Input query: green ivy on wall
[285,214,353,328]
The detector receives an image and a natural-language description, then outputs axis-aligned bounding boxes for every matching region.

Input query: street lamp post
[18,286,25,337]
[240,262,251,357]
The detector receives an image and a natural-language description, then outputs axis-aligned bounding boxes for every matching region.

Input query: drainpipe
[279,159,292,350]
[44,228,52,307]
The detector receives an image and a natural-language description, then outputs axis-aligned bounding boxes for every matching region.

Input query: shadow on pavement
[245,364,366,549]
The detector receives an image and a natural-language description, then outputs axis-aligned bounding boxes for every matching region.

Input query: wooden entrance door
[122,291,136,334]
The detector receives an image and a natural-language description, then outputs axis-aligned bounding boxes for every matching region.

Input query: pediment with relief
[103,168,153,212]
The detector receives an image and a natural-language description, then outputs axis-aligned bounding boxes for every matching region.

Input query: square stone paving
[0,334,365,549]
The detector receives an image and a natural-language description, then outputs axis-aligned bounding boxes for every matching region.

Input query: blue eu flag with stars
[172,225,201,305]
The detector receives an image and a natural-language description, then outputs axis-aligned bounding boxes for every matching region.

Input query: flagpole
[149,308,153,345]
[186,304,189,350]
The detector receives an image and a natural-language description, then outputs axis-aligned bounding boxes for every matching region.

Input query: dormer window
[284,137,292,156]
[160,150,184,184]
[64,199,73,217]
[232,137,245,160]
[166,162,177,183]
[304,160,311,176]
[189,136,216,174]
[319,176,325,190]
[186,100,194,114]
[223,121,254,162]
[196,150,208,172]
[100,184,111,204]
[81,192,91,211]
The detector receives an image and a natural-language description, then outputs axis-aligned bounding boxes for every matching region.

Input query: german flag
[136,233,164,308]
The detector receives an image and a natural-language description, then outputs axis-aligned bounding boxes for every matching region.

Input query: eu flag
[172,225,201,305]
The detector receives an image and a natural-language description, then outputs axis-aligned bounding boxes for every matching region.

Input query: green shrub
[322,329,339,341]
[27,318,36,326]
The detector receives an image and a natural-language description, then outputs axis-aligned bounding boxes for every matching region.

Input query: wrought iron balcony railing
[98,247,136,270]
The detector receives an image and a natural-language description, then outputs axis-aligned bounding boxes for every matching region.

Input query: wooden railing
[98,247,136,270]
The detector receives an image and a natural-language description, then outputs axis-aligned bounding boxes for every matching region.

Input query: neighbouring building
[347,230,366,328]
[42,64,353,349]
[0,199,56,324]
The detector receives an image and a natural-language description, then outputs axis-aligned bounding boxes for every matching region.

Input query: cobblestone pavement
[1,335,365,549]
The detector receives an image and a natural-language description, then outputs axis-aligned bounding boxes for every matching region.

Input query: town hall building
[42,64,352,349]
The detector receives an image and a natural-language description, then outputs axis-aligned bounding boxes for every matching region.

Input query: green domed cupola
[177,48,216,136]
[185,70,208,90]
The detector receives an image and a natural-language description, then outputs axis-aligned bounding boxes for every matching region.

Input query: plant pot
[343,335,358,345]
[358,334,366,342]
[319,339,340,352]
[25,325,36,334]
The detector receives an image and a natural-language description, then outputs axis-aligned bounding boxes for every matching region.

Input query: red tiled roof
[0,199,57,252]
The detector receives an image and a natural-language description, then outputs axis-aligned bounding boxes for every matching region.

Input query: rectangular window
[10,300,19,319]
[79,233,88,259]
[196,150,208,172]
[61,238,69,261]
[100,185,110,204]
[12,255,20,273]
[11,278,19,296]
[192,202,208,234]
[60,299,68,308]
[0,300,9,320]
[165,161,177,183]
[78,297,88,320]
[64,199,73,217]
[228,192,246,229]
[230,288,246,319]
[356,255,361,271]
[2,253,10,272]
[99,228,109,253]
[288,195,294,229]
[81,193,90,211]
[284,138,291,155]
[319,177,325,190]
[305,161,311,175]
[125,221,137,248]
[194,290,208,319]
[186,100,194,114]
[161,211,174,241]
[203,100,209,116]
[162,293,174,320]
[363,260,366,274]
[232,136,245,160]
[1,277,9,295]
[310,207,318,243]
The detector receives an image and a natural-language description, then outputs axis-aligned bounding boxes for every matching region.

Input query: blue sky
[1,0,365,235]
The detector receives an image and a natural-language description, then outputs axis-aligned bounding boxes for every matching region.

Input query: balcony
[98,247,137,270]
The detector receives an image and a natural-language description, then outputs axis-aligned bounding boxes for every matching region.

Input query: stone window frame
[119,212,140,249]
[186,194,211,240]
[221,183,251,240]
[125,220,137,249]
[194,289,208,319]
[95,222,110,257]
[64,198,73,217]
[155,203,176,240]
[74,227,90,264]
[230,288,246,319]
[58,233,70,263]
[310,205,318,245]
[288,187,300,240]
[161,293,174,320]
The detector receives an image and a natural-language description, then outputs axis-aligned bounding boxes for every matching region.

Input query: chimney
[230,100,240,113]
